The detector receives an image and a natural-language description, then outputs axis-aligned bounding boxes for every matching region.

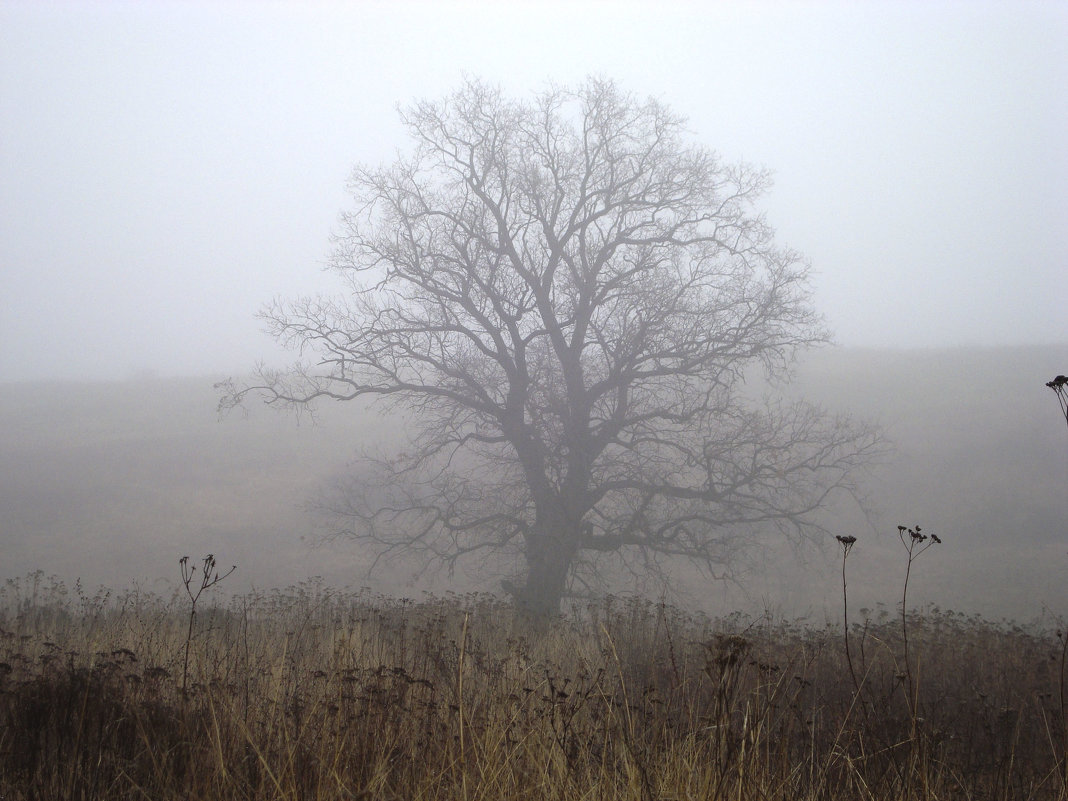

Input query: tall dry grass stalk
[0,572,1065,800]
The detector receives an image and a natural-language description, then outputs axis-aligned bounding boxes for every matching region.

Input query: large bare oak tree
[221,79,881,616]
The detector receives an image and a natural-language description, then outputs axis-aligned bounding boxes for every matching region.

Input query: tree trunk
[513,506,579,617]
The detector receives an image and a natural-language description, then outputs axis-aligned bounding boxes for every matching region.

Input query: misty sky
[2,1,1066,382]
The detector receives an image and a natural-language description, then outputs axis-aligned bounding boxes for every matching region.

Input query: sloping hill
[1,345,1065,619]
[0,378,387,594]
[741,344,1068,621]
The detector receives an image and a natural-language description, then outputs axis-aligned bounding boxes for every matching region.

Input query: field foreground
[1,575,1066,800]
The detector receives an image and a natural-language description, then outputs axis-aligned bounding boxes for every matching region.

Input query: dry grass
[1,572,1065,800]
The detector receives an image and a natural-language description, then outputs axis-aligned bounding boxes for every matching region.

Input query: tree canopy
[221,78,881,615]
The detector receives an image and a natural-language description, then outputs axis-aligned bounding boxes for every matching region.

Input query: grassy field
[1,571,1065,800]
[3,345,1066,619]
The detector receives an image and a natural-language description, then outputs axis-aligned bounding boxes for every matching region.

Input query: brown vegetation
[1,573,1065,800]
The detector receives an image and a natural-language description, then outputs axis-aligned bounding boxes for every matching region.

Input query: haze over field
[2,345,1066,622]
[1,2,1065,620]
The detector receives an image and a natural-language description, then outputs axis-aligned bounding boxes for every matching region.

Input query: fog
[1,2,1066,619]
[1,345,1065,622]
[2,1,1066,382]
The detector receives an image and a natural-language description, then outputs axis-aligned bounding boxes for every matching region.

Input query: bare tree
[220,78,881,616]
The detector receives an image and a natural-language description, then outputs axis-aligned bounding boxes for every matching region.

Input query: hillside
[0,345,1065,620]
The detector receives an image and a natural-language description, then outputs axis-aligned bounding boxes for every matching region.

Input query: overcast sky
[2,1,1065,382]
